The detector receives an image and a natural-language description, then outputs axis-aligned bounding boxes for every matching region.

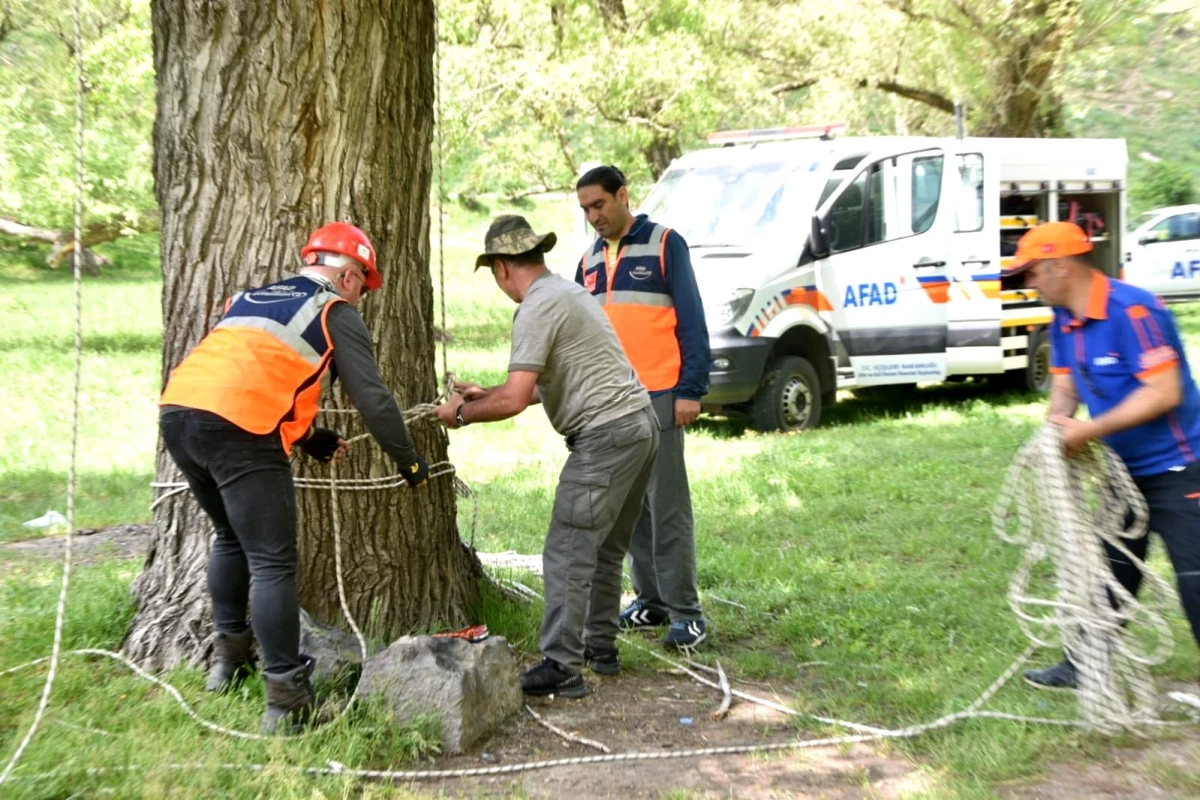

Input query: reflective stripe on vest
[579,222,681,392]
[159,276,344,453]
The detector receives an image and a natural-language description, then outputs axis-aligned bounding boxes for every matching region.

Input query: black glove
[300,427,343,463]
[401,454,429,488]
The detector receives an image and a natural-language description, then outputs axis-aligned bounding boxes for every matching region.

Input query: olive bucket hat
[474,214,557,270]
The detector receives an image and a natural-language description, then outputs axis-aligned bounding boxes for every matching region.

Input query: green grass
[2,196,1199,797]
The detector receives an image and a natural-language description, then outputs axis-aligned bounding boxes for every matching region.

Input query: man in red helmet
[159,222,429,734]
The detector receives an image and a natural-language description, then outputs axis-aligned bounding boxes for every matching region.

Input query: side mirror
[810,214,830,260]
[1138,234,1159,246]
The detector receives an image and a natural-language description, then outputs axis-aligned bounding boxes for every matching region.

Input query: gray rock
[298,609,366,686]
[358,635,522,754]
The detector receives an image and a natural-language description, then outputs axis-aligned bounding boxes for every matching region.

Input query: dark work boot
[583,646,621,675]
[262,657,316,735]
[205,629,256,693]
[1023,656,1078,690]
[519,658,588,698]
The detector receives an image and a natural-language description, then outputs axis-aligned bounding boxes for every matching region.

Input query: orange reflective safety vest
[159,276,344,454]
[578,221,681,392]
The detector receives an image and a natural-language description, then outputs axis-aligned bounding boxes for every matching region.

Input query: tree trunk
[642,134,681,182]
[125,0,479,670]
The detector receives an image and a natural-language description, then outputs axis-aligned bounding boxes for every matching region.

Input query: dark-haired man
[574,165,711,649]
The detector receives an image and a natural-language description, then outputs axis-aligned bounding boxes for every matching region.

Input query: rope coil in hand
[992,422,1179,732]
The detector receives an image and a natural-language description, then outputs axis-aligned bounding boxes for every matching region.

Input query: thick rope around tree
[992,422,1180,733]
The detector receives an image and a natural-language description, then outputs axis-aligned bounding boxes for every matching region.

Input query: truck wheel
[1002,326,1051,393]
[751,356,822,432]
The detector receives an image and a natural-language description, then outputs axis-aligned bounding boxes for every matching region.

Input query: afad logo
[584,269,598,293]
[1170,261,1200,280]
[843,282,898,307]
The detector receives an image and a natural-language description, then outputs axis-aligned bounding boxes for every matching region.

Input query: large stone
[358,635,522,754]
[299,609,366,687]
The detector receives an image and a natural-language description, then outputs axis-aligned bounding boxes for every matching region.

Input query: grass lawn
[1,196,1197,798]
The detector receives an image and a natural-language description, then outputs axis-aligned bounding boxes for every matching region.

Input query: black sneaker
[520,658,588,698]
[618,600,668,630]
[1023,658,1077,690]
[583,646,621,675]
[663,619,707,649]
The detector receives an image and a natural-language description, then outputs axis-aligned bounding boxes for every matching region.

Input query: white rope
[992,423,1179,732]
[434,0,448,384]
[0,0,86,785]
[523,705,611,753]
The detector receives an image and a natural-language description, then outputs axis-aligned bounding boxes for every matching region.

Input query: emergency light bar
[706,123,847,145]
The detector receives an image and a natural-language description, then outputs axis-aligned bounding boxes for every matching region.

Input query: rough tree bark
[124,0,479,669]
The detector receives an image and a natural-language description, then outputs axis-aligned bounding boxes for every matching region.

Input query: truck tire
[1002,326,1051,393]
[751,356,822,432]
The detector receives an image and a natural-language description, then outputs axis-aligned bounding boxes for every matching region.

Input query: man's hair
[495,248,546,269]
[576,165,626,195]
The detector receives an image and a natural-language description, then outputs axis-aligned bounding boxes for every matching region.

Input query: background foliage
[1,0,1198,247]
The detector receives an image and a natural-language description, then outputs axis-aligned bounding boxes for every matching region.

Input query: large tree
[124,0,480,669]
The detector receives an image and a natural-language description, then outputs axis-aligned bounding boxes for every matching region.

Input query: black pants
[1106,461,1200,650]
[160,409,302,676]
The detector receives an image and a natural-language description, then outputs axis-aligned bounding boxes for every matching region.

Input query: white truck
[1123,204,1200,303]
[637,126,1128,431]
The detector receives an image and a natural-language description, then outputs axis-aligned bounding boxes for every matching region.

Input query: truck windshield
[639,160,823,250]
[1127,211,1160,232]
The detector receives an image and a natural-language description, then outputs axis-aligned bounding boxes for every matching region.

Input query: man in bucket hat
[433,214,659,697]
[1006,221,1200,689]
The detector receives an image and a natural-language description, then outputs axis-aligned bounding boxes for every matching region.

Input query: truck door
[814,148,951,387]
[944,146,1004,374]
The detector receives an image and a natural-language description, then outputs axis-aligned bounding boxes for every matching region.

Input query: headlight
[706,288,755,331]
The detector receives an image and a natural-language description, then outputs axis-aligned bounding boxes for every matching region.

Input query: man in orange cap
[1005,221,1200,689]
[159,222,429,732]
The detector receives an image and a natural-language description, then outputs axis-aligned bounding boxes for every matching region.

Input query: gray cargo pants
[540,406,658,672]
[628,393,703,622]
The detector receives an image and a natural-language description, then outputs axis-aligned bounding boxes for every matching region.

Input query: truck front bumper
[702,332,775,406]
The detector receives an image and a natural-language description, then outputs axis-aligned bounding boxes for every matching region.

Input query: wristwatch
[455,404,468,428]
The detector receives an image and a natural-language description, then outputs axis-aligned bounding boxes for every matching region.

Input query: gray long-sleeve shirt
[325,302,417,469]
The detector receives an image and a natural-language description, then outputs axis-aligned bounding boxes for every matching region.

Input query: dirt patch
[408,666,930,799]
[1000,736,1200,799]
[0,523,152,567]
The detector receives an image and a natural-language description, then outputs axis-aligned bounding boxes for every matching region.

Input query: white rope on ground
[992,423,1180,733]
[523,705,611,754]
[0,1,87,785]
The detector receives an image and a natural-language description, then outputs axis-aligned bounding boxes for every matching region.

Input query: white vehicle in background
[1123,204,1200,302]
[637,124,1128,431]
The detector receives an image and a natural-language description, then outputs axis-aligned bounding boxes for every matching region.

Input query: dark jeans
[160,409,303,676]
[1106,461,1200,650]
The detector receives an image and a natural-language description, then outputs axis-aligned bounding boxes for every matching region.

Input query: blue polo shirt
[1049,272,1200,476]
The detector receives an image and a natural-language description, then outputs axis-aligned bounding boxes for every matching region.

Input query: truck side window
[865,163,891,244]
[829,172,867,252]
[954,154,984,233]
[911,155,944,234]
[1167,213,1200,242]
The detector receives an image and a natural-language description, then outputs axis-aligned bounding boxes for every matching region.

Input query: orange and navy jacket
[574,214,710,399]
[159,276,344,454]
[1049,272,1200,476]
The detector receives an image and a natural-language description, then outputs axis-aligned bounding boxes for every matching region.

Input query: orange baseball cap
[1004,221,1093,275]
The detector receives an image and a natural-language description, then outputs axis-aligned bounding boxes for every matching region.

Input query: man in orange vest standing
[158,222,429,733]
[575,166,711,649]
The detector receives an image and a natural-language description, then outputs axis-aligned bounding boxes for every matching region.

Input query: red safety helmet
[301,222,381,291]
